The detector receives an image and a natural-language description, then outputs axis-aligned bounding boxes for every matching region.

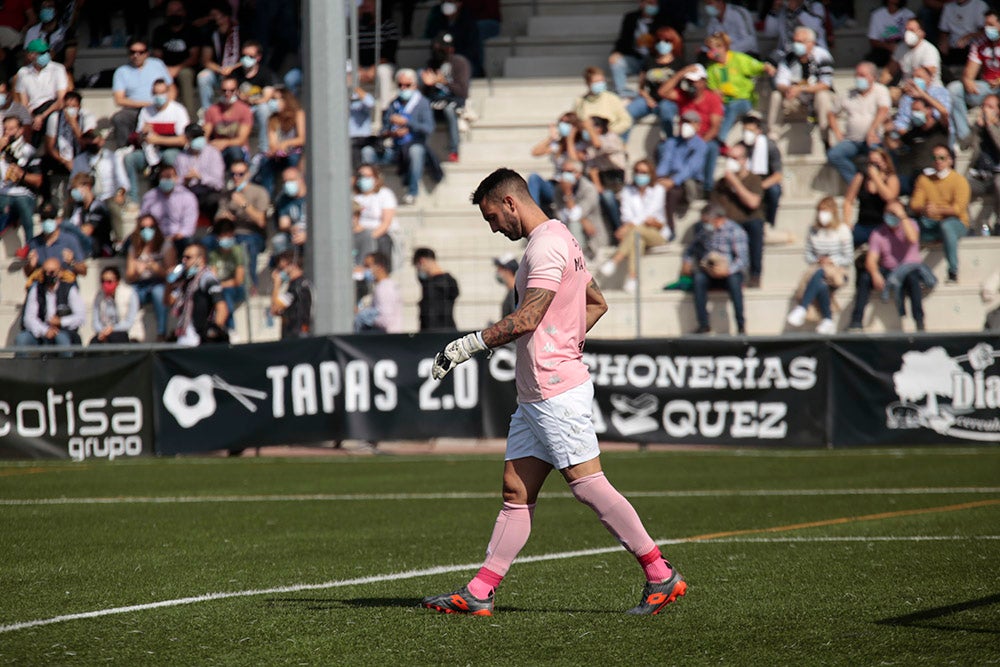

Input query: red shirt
[969,37,1000,84]
[204,101,253,148]
[678,90,724,139]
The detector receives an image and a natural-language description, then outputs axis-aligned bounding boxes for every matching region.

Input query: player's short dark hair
[470,168,531,206]
[367,251,390,271]
[412,247,436,264]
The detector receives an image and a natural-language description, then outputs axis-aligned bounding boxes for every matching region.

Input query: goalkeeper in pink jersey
[421,168,686,616]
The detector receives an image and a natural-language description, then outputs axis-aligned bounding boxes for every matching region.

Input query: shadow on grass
[264,597,620,614]
[875,593,1000,634]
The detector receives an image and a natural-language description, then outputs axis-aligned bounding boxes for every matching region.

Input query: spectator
[256,86,306,197]
[937,0,988,66]
[123,79,190,205]
[608,0,667,96]
[207,218,246,331]
[126,214,175,342]
[175,123,225,221]
[214,160,270,285]
[412,246,459,331]
[741,112,784,227]
[982,268,1000,329]
[0,80,33,128]
[197,3,241,112]
[786,196,853,334]
[111,39,173,149]
[710,142,765,287]
[682,202,749,335]
[14,38,67,139]
[656,110,708,236]
[891,65,950,139]
[886,94,950,193]
[23,202,86,280]
[826,61,892,183]
[0,0,33,62]
[166,241,228,346]
[865,0,917,68]
[140,163,198,253]
[65,172,114,258]
[43,90,95,204]
[762,0,828,62]
[909,143,970,282]
[578,115,627,232]
[355,250,403,333]
[71,129,128,229]
[0,115,43,245]
[493,254,517,319]
[967,93,1000,235]
[22,0,76,75]
[90,266,139,344]
[349,76,377,170]
[880,17,942,102]
[270,250,313,339]
[235,39,280,154]
[422,0,483,77]
[574,66,632,137]
[843,146,901,246]
[15,256,84,354]
[526,111,586,213]
[361,68,443,206]
[466,0,502,44]
[625,25,682,137]
[421,32,470,162]
[551,158,603,258]
[272,166,307,258]
[599,158,668,294]
[705,0,760,58]
[948,10,1000,148]
[357,0,400,112]
[151,0,202,120]
[848,200,930,331]
[767,26,835,146]
[203,75,253,167]
[352,163,397,264]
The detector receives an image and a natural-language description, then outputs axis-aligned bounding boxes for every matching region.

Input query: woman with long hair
[255,86,306,196]
[125,214,176,341]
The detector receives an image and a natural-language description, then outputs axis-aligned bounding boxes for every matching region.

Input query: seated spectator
[111,39,173,149]
[937,0,988,66]
[0,115,43,245]
[948,10,1000,148]
[14,38,67,140]
[270,250,313,339]
[23,0,76,75]
[175,123,225,221]
[574,67,632,137]
[599,158,667,294]
[412,246,459,332]
[656,110,707,235]
[891,65,950,140]
[349,72,377,171]
[843,147,901,246]
[357,0,400,112]
[15,256,84,354]
[494,254,518,319]
[207,219,246,331]
[421,32,470,162]
[422,0,483,77]
[140,163,198,253]
[272,167,307,259]
[848,200,931,331]
[235,39,279,153]
[826,62,892,183]
[710,142,765,287]
[551,158,603,258]
[166,242,229,346]
[23,202,87,277]
[123,79,190,205]
[762,0,828,62]
[352,163,397,264]
[625,25,682,137]
[0,80,33,129]
[865,0,916,68]
[879,17,942,103]
[71,129,128,235]
[682,202,749,335]
[982,268,1000,329]
[578,115,627,232]
[967,94,1000,235]
[65,172,114,257]
[526,111,586,213]
[909,143,970,282]
[256,86,306,197]
[203,75,252,167]
[151,0,202,119]
[885,91,950,193]
[43,90,95,204]
[355,250,402,333]
[126,214,176,341]
[214,160,270,285]
[767,27,835,145]
[786,196,853,334]
[660,64,724,190]
[608,0,667,96]
[361,69,443,206]
[740,112,784,227]
[90,266,140,344]
[197,3,241,112]
[705,0,760,58]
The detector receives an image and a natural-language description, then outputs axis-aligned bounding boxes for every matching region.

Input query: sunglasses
[129,49,147,55]
[932,155,950,162]
[398,82,415,88]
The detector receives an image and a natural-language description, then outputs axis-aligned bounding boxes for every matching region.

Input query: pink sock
[467,501,534,599]
[570,472,669,582]
[637,546,673,583]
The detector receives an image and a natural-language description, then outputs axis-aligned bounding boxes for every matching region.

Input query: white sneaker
[599,260,616,277]
[786,306,807,327]
[402,194,416,205]
[623,277,637,294]
[816,318,837,335]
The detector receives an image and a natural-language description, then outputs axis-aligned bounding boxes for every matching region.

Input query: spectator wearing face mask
[421,32,470,162]
[551,158,603,259]
[197,3,241,112]
[422,0,483,77]
[884,94,949,195]
[126,214,176,341]
[682,202,749,335]
[577,115,627,233]
[207,218,246,331]
[23,202,87,278]
[762,0,828,63]
[864,0,915,68]
[740,112,784,228]
[607,0,667,96]
[909,143,970,283]
[526,111,588,215]
[0,115,44,249]
[825,61,892,183]
[140,163,198,254]
[90,266,140,344]
[272,167,307,259]
[256,86,306,198]
[842,147,901,247]
[166,241,229,346]
[659,64,723,191]
[270,250,313,339]
[625,26,682,137]
[766,26,834,146]
[175,123,225,221]
[705,0,759,58]
[23,1,76,75]
[70,129,128,234]
[889,65,950,141]
[203,75,253,167]
[0,80,32,129]
[353,163,397,265]
[123,78,190,206]
[43,90,95,205]
[151,0,202,120]
[656,110,708,235]
[574,67,632,137]
[879,17,942,104]
[214,160,271,286]
[16,256,85,355]
[14,38,68,141]
[710,142,766,288]
[355,250,403,333]
[111,39,173,149]
[412,246,459,332]
[967,94,1000,235]
[948,10,1000,148]
[65,172,114,258]
[235,40,280,154]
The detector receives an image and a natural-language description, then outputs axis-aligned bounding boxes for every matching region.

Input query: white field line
[1,534,998,635]
[2,487,1000,506]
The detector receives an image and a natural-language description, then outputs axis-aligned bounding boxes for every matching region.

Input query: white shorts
[505,380,600,470]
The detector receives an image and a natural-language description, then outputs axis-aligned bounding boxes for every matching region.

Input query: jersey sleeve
[525,232,567,292]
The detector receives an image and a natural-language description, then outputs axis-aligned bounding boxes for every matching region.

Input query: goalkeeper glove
[432,331,487,380]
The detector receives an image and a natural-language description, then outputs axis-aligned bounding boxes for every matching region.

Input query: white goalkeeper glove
[432,331,487,380]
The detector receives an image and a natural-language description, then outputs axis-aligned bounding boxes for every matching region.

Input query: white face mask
[937,167,951,178]
[742,129,757,145]
[904,30,919,47]
[725,157,741,173]
[680,123,696,139]
[817,210,833,226]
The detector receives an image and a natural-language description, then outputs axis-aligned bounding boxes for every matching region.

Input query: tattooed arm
[481,287,556,348]
[585,278,608,332]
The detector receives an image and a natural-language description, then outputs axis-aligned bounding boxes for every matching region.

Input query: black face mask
[44,272,58,285]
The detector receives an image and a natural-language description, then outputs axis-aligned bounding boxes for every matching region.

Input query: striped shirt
[804,224,854,266]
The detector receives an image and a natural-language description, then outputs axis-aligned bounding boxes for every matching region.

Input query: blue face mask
[190,136,206,152]
[702,222,715,234]
[363,268,374,282]
[283,180,300,197]
[986,26,1000,41]
[883,213,901,228]
[589,81,606,95]
[655,40,673,56]
[642,3,658,16]
[241,55,257,69]
[911,110,927,127]
[70,187,84,202]
[140,227,156,242]
[42,219,57,235]
[705,4,719,17]
[219,237,235,249]
[267,98,280,114]
[855,76,870,92]
[398,88,414,101]
[560,171,577,184]
[581,130,591,142]
[187,264,199,278]
[357,176,376,193]
[914,78,927,91]
[39,7,56,22]
[634,173,651,187]
[36,52,51,68]
[158,178,175,193]
[153,94,168,108]
[557,121,572,137]
[279,270,290,283]
[0,94,7,107]
[792,42,808,57]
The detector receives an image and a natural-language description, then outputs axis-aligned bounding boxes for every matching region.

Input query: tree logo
[887,344,1000,442]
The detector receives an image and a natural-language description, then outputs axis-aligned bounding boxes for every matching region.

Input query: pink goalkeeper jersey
[514,220,593,403]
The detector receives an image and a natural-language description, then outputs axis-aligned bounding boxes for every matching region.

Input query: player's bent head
[471,168,531,207]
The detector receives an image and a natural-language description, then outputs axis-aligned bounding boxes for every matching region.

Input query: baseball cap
[493,254,518,274]
[683,64,707,81]
[681,110,702,124]
[26,39,48,53]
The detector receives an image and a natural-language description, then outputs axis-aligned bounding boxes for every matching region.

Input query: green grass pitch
[2,447,999,665]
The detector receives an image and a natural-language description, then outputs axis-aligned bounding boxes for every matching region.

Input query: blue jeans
[853,223,878,248]
[763,183,781,226]
[693,269,745,331]
[132,280,168,337]
[609,54,643,94]
[527,173,555,213]
[739,219,764,278]
[947,79,1000,141]
[918,215,967,277]
[361,142,436,198]
[255,151,303,198]
[222,285,246,329]
[827,139,870,183]
[851,266,924,328]
[124,148,181,203]
[15,328,77,357]
[704,99,753,186]
[598,189,621,232]
[197,69,220,112]
[60,221,94,257]
[626,96,677,138]
[799,267,833,318]
[0,193,36,239]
